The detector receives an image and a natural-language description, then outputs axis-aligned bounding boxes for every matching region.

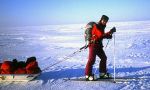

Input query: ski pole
[105,39,110,48]
[113,33,116,83]
[80,45,88,50]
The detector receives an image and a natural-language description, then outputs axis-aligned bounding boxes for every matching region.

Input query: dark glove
[110,27,116,34]
[106,34,112,39]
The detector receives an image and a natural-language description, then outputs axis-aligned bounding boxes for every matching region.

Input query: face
[100,19,108,25]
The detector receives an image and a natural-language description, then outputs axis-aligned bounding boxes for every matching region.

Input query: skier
[84,15,116,81]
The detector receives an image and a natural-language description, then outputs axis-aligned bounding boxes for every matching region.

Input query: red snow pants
[85,43,107,76]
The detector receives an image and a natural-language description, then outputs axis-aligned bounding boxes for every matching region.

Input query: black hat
[101,15,109,21]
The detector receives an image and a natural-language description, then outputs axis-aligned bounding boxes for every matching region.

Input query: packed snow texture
[0,21,150,90]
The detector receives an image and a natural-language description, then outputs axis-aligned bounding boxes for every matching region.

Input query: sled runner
[0,73,41,82]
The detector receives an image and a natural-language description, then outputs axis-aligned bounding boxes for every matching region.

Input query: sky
[0,0,150,27]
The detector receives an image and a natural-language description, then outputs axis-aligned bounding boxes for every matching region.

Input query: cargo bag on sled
[0,57,41,81]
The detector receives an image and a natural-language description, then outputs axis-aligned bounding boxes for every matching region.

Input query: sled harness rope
[41,45,88,72]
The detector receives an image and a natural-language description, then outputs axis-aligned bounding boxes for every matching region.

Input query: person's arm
[103,27,116,39]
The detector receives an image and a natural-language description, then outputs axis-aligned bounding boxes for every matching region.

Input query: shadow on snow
[38,66,150,84]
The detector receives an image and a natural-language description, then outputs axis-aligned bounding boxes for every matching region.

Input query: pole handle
[80,45,88,50]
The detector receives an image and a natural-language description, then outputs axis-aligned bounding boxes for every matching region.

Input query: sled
[0,73,41,82]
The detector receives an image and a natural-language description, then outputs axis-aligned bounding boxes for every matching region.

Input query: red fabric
[14,68,26,74]
[0,57,41,74]
[26,68,40,74]
[26,61,38,70]
[85,44,107,76]
[91,24,103,41]
[1,61,13,74]
[26,61,40,74]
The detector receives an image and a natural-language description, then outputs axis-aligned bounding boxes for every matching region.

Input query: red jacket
[90,23,112,43]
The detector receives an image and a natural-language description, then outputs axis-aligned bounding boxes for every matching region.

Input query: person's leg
[97,47,107,73]
[85,44,96,76]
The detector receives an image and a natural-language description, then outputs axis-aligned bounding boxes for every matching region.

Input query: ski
[63,77,149,82]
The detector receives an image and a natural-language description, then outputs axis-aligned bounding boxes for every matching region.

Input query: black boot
[99,73,112,79]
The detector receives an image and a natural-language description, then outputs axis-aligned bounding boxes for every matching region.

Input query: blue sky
[0,0,150,27]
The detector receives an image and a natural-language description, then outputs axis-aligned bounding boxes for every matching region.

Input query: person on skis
[84,15,116,81]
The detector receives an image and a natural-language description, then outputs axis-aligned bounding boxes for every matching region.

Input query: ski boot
[99,73,112,79]
[85,74,96,81]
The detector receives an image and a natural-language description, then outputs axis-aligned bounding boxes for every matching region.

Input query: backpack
[84,22,96,42]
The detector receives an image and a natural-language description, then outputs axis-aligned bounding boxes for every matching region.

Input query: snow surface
[0,21,150,90]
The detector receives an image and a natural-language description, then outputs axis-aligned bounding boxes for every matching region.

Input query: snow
[0,21,150,90]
